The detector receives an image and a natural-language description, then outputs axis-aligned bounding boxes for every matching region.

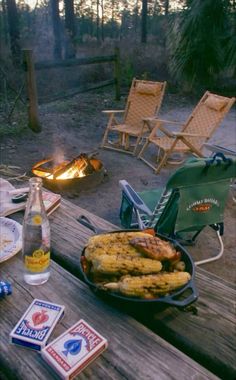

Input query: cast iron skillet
[77,215,198,309]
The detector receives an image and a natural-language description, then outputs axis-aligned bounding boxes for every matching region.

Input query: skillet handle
[160,278,198,308]
[77,215,100,234]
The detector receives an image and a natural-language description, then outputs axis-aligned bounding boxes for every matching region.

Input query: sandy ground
[1,89,235,283]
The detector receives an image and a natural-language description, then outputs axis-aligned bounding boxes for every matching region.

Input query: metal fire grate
[32,153,105,192]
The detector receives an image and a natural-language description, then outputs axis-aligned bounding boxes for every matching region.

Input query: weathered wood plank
[48,200,236,379]
[10,198,236,379]
[0,256,218,380]
[134,268,236,380]
[49,199,119,276]
[39,79,115,104]
[35,55,116,70]
[114,46,121,100]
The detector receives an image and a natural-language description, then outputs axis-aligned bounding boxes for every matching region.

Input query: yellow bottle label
[24,250,50,272]
[32,214,42,225]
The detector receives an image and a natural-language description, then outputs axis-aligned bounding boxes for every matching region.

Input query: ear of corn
[85,231,151,261]
[84,231,191,300]
[91,254,162,276]
[85,243,141,261]
[104,272,191,298]
[88,231,152,246]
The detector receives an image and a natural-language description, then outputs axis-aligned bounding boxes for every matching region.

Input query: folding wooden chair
[138,91,235,173]
[100,78,166,155]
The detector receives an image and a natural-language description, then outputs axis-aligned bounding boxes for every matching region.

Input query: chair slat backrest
[181,92,235,150]
[124,79,166,128]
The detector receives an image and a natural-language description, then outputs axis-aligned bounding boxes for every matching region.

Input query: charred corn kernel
[85,243,141,261]
[92,254,162,276]
[104,272,191,298]
[85,232,151,261]
[88,231,151,246]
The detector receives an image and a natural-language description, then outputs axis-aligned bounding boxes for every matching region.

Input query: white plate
[0,217,22,263]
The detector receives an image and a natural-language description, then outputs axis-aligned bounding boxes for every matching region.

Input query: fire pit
[32,153,105,192]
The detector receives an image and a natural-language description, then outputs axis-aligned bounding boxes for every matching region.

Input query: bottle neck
[26,178,45,214]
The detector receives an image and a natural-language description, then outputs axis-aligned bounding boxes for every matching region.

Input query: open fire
[32,154,99,180]
[32,153,105,192]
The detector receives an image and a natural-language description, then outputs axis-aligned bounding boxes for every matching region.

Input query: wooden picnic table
[1,196,235,380]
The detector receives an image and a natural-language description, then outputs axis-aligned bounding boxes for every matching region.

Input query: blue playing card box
[41,319,108,380]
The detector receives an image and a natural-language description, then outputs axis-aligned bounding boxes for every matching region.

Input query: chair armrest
[143,117,183,126]
[173,132,209,137]
[203,143,236,156]
[119,180,152,215]
[154,118,183,126]
[144,118,184,138]
[149,123,175,138]
[102,110,125,114]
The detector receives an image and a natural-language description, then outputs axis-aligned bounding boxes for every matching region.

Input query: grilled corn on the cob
[85,231,151,261]
[88,231,151,246]
[104,272,191,298]
[92,254,162,275]
[85,243,141,261]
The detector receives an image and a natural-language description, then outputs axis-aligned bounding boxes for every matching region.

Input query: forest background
[0,0,236,129]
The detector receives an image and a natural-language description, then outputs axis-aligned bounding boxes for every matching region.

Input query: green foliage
[0,88,28,137]
[168,0,233,90]
[225,2,236,74]
[226,35,236,72]
[121,59,135,86]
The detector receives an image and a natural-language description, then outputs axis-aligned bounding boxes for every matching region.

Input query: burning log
[32,151,100,180]
[53,153,95,179]
[32,158,55,176]
[32,152,105,192]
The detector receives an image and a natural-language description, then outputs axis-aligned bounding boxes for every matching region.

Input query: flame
[55,159,87,179]
[33,159,88,180]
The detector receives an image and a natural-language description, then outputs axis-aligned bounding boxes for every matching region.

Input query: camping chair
[119,154,236,265]
[138,91,235,173]
[204,143,236,203]
[100,78,167,155]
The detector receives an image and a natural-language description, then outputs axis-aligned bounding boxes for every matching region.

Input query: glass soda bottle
[22,177,50,285]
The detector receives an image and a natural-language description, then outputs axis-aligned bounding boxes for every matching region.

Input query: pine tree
[6,0,21,65]
[169,0,232,90]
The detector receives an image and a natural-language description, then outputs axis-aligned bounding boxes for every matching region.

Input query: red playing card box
[9,299,65,352]
[41,319,108,380]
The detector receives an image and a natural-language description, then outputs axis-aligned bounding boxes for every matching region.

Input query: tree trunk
[163,0,169,47]
[2,0,9,46]
[134,0,139,37]
[141,0,147,43]
[101,0,104,41]
[111,0,114,38]
[164,0,169,16]
[51,0,62,60]
[23,49,42,133]
[6,0,21,65]
[64,0,76,59]
[96,0,99,42]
